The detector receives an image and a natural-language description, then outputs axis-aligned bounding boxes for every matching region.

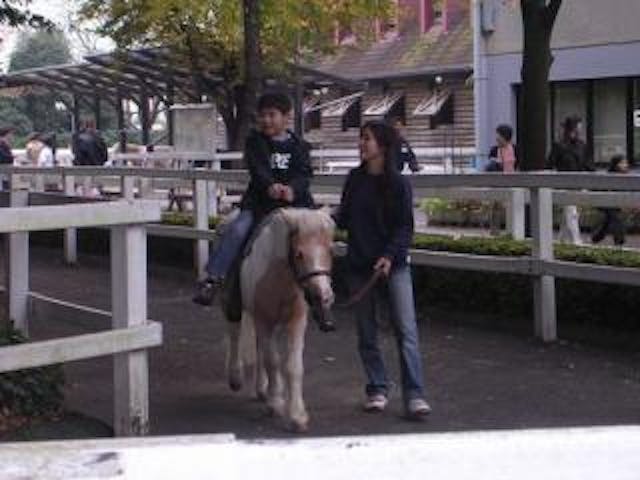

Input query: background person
[548,116,594,245]
[0,127,15,165]
[486,124,519,234]
[487,124,518,173]
[390,117,421,173]
[591,155,629,246]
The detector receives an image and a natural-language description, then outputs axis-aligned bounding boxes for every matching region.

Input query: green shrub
[0,328,65,419]
[160,214,640,270]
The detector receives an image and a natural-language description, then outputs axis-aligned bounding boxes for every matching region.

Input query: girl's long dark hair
[360,120,401,228]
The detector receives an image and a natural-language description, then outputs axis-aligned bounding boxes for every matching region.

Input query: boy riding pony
[194,92,315,306]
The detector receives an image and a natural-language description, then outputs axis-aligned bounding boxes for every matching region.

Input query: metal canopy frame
[0,46,361,145]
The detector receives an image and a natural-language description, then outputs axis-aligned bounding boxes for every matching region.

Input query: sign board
[634,109,640,128]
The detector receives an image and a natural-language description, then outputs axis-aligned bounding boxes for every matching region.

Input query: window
[342,99,362,131]
[593,79,627,165]
[303,98,321,132]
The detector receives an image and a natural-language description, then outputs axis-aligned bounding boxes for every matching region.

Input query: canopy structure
[0,47,361,148]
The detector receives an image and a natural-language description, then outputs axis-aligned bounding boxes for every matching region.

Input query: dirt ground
[9,247,640,439]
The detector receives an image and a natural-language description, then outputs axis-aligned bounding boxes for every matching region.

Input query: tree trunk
[235,0,263,151]
[519,0,563,171]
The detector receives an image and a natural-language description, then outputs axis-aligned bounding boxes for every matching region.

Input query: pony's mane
[279,208,335,235]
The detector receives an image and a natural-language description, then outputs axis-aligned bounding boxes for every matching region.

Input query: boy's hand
[281,186,294,203]
[374,257,392,277]
[268,183,284,200]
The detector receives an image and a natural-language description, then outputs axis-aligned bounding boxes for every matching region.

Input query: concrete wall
[487,0,640,55]
[480,0,640,150]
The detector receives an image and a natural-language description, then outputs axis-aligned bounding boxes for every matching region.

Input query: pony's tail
[225,311,257,393]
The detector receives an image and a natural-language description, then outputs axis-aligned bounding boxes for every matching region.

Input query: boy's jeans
[350,265,426,404]
[206,210,254,279]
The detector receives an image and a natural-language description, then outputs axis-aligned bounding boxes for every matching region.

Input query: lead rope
[336,269,385,309]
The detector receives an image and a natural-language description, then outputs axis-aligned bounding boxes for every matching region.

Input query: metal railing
[3,165,640,343]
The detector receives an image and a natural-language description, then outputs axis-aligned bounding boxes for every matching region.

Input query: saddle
[221,210,281,324]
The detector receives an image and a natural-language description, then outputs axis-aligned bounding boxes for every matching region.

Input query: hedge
[0,328,65,421]
[27,213,640,347]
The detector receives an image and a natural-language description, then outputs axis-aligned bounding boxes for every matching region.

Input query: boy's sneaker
[192,278,221,306]
[363,394,388,413]
[406,398,432,419]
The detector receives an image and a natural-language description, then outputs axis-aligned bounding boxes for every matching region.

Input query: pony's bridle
[288,247,332,288]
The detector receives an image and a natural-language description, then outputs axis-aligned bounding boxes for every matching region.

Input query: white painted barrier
[3,166,640,343]
[0,426,639,479]
[0,186,163,436]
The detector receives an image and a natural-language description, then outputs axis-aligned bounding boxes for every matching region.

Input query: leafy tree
[0,1,53,29]
[79,0,393,149]
[519,0,563,170]
[7,30,73,135]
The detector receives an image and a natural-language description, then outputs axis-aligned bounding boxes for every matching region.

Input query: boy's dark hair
[258,92,293,114]
[496,124,513,142]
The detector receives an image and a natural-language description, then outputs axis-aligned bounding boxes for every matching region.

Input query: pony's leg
[226,317,243,392]
[259,322,285,417]
[242,312,267,401]
[254,331,269,401]
[285,311,309,432]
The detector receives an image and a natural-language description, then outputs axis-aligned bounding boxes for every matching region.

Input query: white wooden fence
[1,426,639,479]
[0,182,163,436]
[2,165,640,344]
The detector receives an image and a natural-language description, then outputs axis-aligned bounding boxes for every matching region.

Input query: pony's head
[282,208,336,311]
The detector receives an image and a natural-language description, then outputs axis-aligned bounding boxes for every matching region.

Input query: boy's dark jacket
[240,129,315,216]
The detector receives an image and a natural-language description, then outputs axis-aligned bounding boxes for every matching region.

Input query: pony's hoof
[286,418,309,433]
[256,391,267,402]
[228,370,243,392]
[267,402,286,418]
[229,379,243,392]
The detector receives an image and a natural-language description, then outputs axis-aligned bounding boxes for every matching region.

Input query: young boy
[193,92,315,305]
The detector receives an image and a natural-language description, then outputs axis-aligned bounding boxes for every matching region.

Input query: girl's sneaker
[406,398,432,419]
[363,394,388,413]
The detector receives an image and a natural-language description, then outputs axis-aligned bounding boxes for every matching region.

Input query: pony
[226,208,335,432]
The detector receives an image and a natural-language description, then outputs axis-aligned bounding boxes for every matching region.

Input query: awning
[364,91,404,116]
[413,90,452,116]
[303,97,321,113]
[316,92,365,118]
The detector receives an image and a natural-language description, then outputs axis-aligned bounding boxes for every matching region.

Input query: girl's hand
[374,257,392,277]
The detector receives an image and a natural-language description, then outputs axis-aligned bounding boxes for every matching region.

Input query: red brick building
[304,0,474,154]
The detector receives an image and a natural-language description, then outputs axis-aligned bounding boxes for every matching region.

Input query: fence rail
[2,165,640,343]
[0,190,162,436]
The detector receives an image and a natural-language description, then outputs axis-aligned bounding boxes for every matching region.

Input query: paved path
[11,248,640,439]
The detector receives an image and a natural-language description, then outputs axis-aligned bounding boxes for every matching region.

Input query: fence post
[82,175,92,196]
[531,187,557,342]
[110,224,150,436]
[6,187,30,335]
[33,173,45,193]
[139,177,153,199]
[121,175,135,201]
[193,178,209,280]
[63,174,78,265]
[506,188,526,240]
